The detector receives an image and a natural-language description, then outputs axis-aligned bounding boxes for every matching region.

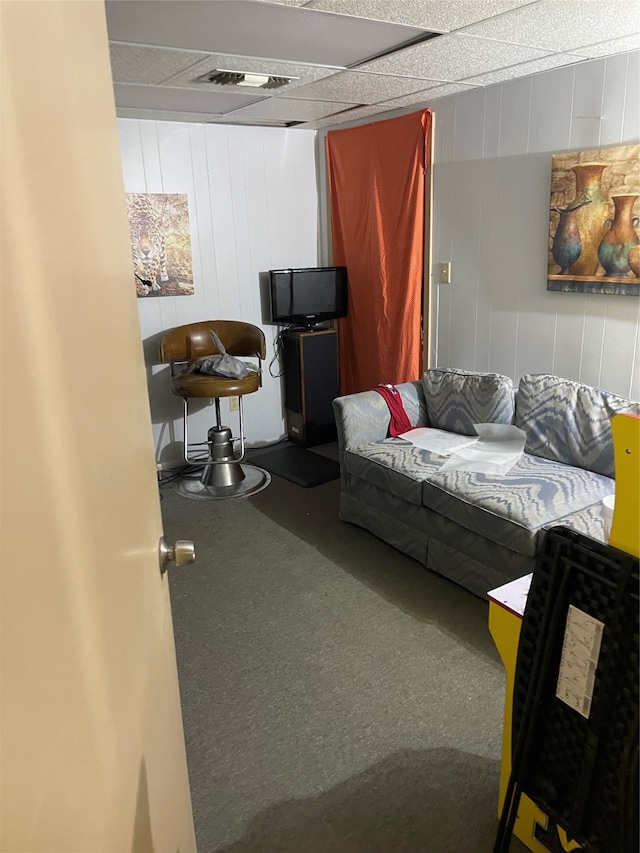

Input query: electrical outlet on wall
[229,396,239,412]
[439,262,452,284]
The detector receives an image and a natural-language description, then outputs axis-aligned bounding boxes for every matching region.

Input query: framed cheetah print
[126,193,194,298]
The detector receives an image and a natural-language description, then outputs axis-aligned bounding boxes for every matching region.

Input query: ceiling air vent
[196,70,298,89]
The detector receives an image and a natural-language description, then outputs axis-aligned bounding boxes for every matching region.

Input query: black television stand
[282,327,338,447]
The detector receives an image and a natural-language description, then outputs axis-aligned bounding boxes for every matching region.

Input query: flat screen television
[269,266,348,327]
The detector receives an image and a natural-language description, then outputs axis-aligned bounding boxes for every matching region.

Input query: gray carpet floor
[161,445,527,853]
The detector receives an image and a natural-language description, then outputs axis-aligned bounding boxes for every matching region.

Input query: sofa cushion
[547,504,610,546]
[422,453,614,557]
[422,368,515,435]
[344,439,442,506]
[515,374,640,478]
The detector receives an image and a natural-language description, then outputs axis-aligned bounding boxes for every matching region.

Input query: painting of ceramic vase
[567,162,609,277]
[597,194,640,277]
[551,199,591,274]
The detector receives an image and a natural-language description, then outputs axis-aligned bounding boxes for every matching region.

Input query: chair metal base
[175,419,271,501]
[174,463,271,501]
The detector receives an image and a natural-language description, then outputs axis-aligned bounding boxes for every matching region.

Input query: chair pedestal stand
[175,399,270,501]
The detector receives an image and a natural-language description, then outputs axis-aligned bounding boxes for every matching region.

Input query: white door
[0,2,196,850]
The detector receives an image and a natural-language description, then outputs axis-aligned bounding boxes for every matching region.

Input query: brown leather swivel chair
[159,320,270,500]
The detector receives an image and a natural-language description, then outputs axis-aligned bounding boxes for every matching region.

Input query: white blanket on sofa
[400,423,525,475]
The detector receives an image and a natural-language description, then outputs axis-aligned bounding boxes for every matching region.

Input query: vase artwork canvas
[547,144,640,296]
[126,193,194,297]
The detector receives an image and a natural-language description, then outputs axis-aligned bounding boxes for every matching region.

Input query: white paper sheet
[399,427,479,456]
[439,423,526,474]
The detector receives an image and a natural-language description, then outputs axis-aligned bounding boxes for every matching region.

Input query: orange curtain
[326,110,431,396]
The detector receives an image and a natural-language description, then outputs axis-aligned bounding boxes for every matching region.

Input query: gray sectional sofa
[333,369,639,597]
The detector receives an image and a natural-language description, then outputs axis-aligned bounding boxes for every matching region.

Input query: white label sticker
[555,604,605,719]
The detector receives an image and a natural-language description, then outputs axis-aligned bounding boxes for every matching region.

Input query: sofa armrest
[333,380,426,452]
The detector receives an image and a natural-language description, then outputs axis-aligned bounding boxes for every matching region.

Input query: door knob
[159,536,196,574]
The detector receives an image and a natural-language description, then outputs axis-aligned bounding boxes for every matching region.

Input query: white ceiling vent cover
[196,69,298,89]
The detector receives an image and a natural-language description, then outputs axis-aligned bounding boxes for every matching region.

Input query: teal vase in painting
[597,194,640,277]
[551,199,591,274]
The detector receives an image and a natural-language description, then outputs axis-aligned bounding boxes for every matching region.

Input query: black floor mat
[249,445,340,488]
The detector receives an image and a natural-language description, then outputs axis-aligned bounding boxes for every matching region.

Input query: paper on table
[439,423,526,474]
[399,427,479,456]
[487,573,532,617]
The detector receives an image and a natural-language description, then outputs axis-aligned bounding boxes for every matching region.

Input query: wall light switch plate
[439,262,451,284]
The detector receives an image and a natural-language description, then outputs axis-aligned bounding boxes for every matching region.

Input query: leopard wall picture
[126,193,194,297]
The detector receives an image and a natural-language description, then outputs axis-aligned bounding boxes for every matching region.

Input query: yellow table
[610,413,640,559]
[488,576,582,852]
[488,412,639,851]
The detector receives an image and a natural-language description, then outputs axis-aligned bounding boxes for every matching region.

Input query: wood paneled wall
[430,51,640,399]
[118,121,319,463]
[121,50,640,470]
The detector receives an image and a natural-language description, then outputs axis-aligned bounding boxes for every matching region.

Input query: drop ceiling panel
[295,103,395,129]
[283,70,437,104]
[460,0,640,54]
[110,44,210,85]
[113,84,265,114]
[574,34,640,58]
[463,52,586,86]
[381,81,478,106]
[305,0,538,32]
[360,33,552,80]
[105,0,430,67]
[116,108,222,123]
[106,0,640,128]
[224,96,360,121]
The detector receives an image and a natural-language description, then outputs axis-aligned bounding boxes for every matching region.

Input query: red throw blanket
[374,384,413,436]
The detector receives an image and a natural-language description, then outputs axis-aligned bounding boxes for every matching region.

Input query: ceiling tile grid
[105,0,640,127]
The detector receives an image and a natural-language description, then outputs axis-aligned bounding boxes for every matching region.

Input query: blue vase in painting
[551,199,591,275]
[597,194,640,277]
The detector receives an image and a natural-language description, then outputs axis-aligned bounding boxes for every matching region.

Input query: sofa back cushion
[422,368,515,435]
[515,373,640,478]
